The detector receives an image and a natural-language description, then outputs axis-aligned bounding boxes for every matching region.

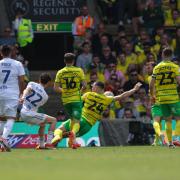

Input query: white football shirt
[22,82,48,112]
[0,57,25,100]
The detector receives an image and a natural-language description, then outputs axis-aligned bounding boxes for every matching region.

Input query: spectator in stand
[116,53,129,78]
[72,5,94,36]
[104,63,126,87]
[123,69,148,92]
[72,5,94,52]
[142,0,164,34]
[134,87,151,118]
[117,97,139,119]
[11,44,30,83]
[102,106,115,120]
[0,27,16,46]
[164,0,179,26]
[123,42,138,65]
[86,72,98,92]
[76,42,92,73]
[113,29,128,55]
[122,108,136,119]
[152,33,176,60]
[100,46,117,66]
[134,29,151,55]
[89,54,104,72]
[175,27,180,58]
[13,8,34,62]
[85,65,104,84]
[93,33,113,57]
[92,23,113,55]
[154,26,165,44]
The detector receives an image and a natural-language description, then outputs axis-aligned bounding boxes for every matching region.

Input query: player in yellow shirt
[54,53,86,148]
[150,48,180,147]
[52,81,142,148]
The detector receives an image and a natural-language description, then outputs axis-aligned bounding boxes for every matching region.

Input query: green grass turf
[0,146,180,180]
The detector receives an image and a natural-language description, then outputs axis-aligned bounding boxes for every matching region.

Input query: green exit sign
[32,22,72,33]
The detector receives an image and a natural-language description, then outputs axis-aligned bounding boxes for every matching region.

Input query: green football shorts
[63,117,92,137]
[160,101,180,117]
[64,102,82,120]
[151,104,163,118]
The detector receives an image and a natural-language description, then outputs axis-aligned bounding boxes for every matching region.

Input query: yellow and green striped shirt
[55,66,85,104]
[82,92,114,125]
[152,61,180,104]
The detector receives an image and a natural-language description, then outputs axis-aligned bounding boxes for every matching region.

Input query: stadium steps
[29,70,62,116]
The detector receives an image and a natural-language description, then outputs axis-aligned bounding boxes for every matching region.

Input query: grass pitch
[0,146,180,180]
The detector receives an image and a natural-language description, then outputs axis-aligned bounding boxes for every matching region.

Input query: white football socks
[0,121,5,135]
[47,131,54,144]
[2,119,14,139]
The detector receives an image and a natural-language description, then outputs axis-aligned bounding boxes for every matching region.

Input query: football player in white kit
[20,73,57,149]
[0,45,25,151]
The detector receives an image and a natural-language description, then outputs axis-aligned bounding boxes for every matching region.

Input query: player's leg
[51,119,71,146]
[69,102,82,146]
[151,104,168,145]
[0,99,18,151]
[170,102,180,146]
[172,102,180,136]
[37,123,46,148]
[44,115,57,145]
[165,118,173,146]
[152,105,163,145]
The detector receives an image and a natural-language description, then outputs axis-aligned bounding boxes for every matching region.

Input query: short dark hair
[39,73,52,84]
[64,53,75,64]
[94,81,104,90]
[162,48,173,58]
[1,45,11,57]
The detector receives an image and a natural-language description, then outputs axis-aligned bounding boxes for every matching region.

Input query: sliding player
[52,81,142,148]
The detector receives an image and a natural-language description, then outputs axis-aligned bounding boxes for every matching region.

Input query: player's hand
[150,95,156,105]
[19,98,24,104]
[134,82,142,91]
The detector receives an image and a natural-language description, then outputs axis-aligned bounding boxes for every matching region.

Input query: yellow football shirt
[152,61,180,104]
[55,66,85,104]
[81,92,114,125]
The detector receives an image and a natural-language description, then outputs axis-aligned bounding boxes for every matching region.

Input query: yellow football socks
[72,122,80,134]
[175,120,180,136]
[166,121,172,143]
[153,121,161,137]
[51,129,63,144]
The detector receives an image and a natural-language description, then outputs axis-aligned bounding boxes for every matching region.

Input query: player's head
[39,73,52,86]
[104,91,114,97]
[92,81,104,93]
[162,48,173,60]
[1,45,11,57]
[64,53,75,65]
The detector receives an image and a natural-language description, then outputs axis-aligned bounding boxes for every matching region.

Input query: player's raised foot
[51,135,61,146]
[71,142,81,149]
[0,137,11,152]
[68,131,76,148]
[36,143,55,150]
[44,143,56,149]
[0,143,6,152]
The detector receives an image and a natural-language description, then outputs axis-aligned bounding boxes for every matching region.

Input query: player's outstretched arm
[54,82,63,94]
[114,82,142,101]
